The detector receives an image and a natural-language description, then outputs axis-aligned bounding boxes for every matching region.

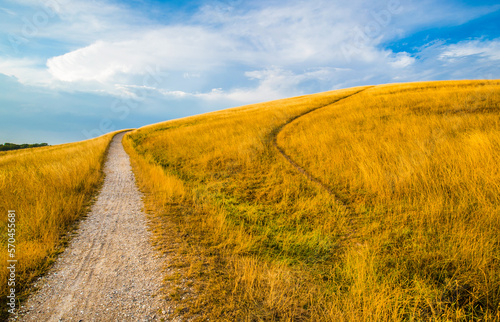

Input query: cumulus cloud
[1,0,499,105]
[1,0,499,144]
[47,27,232,83]
[0,57,51,84]
[17,0,416,101]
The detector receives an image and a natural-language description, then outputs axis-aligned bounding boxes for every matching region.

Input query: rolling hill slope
[126,80,500,321]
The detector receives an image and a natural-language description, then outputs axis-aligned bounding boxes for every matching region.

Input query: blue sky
[0,0,499,144]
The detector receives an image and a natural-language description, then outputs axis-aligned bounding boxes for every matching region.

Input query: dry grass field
[4,80,497,321]
[126,80,500,321]
[0,131,120,316]
[277,81,500,320]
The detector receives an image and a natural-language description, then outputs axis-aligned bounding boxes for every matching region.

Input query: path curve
[272,88,369,204]
[13,132,171,321]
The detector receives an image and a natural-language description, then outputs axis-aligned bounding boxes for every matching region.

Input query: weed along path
[14,132,170,321]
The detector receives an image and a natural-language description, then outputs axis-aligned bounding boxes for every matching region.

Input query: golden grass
[277,80,500,319]
[0,131,121,316]
[126,80,500,320]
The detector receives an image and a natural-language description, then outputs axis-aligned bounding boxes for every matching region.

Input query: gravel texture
[12,132,171,321]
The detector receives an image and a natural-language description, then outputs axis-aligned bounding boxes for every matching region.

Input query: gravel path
[13,132,171,321]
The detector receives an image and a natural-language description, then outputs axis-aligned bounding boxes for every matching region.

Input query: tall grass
[277,80,500,319]
[0,132,120,317]
[126,80,500,320]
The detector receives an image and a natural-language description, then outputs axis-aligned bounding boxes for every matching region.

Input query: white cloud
[2,0,500,145]
[0,57,51,85]
[153,67,352,104]
[31,0,405,101]
[440,39,500,61]
[46,26,233,83]
[390,52,415,68]
[1,0,499,105]
[159,90,189,98]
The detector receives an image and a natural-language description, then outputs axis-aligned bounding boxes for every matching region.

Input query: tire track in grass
[271,88,371,244]
[272,88,369,205]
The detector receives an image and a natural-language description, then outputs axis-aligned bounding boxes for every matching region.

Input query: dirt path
[13,132,171,321]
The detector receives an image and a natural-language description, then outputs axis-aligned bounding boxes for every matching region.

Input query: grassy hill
[2,80,497,321]
[125,80,500,321]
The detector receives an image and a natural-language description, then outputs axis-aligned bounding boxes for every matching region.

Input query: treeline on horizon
[0,142,49,151]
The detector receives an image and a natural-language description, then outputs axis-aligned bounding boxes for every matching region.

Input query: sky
[0,0,499,144]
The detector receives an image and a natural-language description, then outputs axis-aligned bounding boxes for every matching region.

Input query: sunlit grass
[127,80,500,320]
[278,80,500,320]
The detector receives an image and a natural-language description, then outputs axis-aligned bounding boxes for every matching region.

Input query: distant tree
[0,142,50,151]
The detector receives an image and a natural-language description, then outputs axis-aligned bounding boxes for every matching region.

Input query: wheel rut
[272,88,369,206]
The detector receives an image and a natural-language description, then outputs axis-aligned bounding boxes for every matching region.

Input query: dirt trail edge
[13,132,171,321]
